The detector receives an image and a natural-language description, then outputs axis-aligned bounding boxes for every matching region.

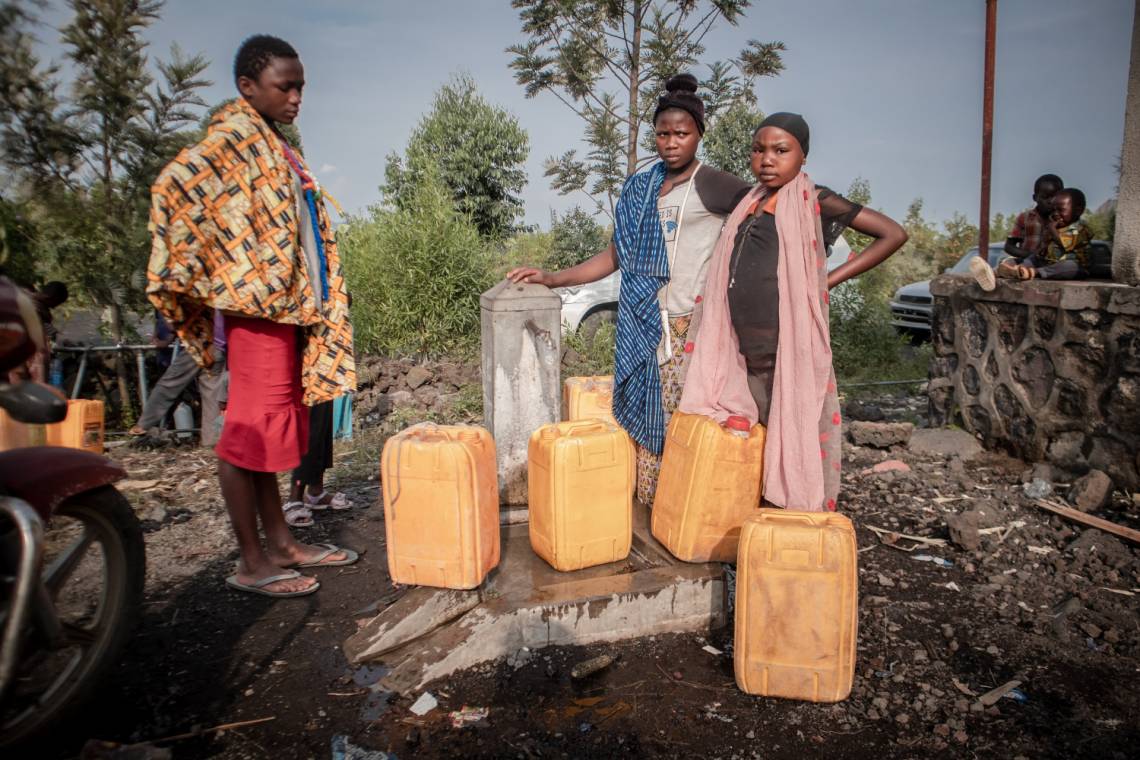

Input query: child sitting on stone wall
[975,188,1091,284]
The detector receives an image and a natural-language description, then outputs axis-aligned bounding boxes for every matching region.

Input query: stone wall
[928,275,1140,490]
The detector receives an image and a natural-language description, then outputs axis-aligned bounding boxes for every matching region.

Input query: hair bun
[664,73,699,94]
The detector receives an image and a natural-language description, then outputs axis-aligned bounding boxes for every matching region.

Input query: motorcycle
[0,278,145,748]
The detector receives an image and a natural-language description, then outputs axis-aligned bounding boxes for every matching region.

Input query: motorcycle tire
[0,485,145,749]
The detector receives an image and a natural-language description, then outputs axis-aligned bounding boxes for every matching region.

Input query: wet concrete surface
[347,501,726,692]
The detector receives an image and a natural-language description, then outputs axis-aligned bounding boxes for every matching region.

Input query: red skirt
[215,317,309,472]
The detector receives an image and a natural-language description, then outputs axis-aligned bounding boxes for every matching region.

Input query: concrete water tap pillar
[1113,2,1140,285]
[480,281,562,505]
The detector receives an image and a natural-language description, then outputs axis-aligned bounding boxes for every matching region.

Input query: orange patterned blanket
[147,99,354,404]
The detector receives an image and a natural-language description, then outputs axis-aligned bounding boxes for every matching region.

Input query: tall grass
[339,170,495,357]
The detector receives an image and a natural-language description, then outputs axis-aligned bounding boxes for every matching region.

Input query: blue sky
[34,0,1136,228]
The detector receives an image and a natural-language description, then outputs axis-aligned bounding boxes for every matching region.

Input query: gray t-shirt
[657,163,752,316]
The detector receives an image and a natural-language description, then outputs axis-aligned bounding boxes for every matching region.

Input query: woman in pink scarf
[679,113,907,512]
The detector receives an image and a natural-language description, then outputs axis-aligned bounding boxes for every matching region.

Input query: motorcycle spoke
[43,526,98,595]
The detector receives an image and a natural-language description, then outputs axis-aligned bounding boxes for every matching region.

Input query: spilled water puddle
[350,663,394,721]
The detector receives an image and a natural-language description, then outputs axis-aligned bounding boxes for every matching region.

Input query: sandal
[282,501,314,528]
[290,542,359,568]
[225,569,319,598]
[304,489,353,511]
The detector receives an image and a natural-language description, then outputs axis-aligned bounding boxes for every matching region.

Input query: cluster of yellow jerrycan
[380,376,857,703]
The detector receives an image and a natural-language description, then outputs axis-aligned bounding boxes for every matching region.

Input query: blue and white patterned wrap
[612,161,669,454]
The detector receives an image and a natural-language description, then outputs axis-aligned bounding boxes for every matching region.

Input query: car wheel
[580,308,617,341]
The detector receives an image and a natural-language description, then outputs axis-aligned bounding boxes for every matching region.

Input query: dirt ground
[54,394,1140,760]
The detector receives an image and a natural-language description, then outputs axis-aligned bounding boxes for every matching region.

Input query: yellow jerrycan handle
[561,419,611,436]
[758,508,851,529]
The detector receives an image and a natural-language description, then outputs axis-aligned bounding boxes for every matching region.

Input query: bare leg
[254,471,348,566]
[218,460,316,593]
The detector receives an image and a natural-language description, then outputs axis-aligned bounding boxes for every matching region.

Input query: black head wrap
[653,74,705,134]
[757,112,810,156]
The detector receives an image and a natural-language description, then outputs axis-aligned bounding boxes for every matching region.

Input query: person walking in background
[130,310,227,446]
[147,34,356,598]
[508,74,752,505]
[680,113,907,512]
[281,400,352,528]
[27,281,68,383]
[152,308,175,373]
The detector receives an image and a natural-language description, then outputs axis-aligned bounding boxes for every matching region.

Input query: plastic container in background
[0,409,46,451]
[651,411,765,562]
[172,402,194,442]
[45,399,104,454]
[528,419,634,572]
[49,357,64,389]
[562,376,617,425]
[380,423,499,589]
[735,509,858,702]
[333,393,353,440]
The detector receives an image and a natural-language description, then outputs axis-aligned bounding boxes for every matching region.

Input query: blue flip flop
[225,569,319,597]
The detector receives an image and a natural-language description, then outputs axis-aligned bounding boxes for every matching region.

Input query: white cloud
[319,163,337,174]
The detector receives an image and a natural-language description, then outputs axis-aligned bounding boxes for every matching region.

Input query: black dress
[726,187,862,424]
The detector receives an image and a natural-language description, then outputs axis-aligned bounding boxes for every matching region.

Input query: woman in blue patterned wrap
[507,74,751,505]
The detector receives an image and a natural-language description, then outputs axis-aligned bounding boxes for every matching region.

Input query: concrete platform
[344,502,726,693]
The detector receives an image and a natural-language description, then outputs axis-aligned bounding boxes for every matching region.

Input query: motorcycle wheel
[1,485,145,748]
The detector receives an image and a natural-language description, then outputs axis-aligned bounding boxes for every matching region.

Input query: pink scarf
[679,172,836,511]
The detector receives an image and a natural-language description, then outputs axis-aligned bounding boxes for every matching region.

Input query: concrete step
[344,502,726,693]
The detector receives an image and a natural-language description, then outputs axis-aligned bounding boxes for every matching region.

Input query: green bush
[829,267,915,383]
[339,169,495,357]
[495,230,554,279]
[562,320,616,379]
[548,206,608,271]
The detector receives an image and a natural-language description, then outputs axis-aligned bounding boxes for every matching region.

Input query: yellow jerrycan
[562,376,618,425]
[0,409,29,451]
[528,419,634,572]
[45,399,105,454]
[652,412,765,562]
[380,423,500,589]
[734,509,858,702]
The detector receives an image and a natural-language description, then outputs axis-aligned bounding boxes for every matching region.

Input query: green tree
[548,205,609,270]
[0,0,209,417]
[1082,204,1115,242]
[700,97,761,179]
[935,212,977,272]
[842,177,873,253]
[989,211,1012,244]
[0,195,38,285]
[342,165,496,356]
[383,74,529,239]
[509,0,784,216]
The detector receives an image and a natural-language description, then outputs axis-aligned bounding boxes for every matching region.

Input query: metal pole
[135,350,149,409]
[979,0,997,256]
[70,348,89,400]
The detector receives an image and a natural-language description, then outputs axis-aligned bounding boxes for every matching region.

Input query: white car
[555,271,621,336]
[555,236,852,336]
